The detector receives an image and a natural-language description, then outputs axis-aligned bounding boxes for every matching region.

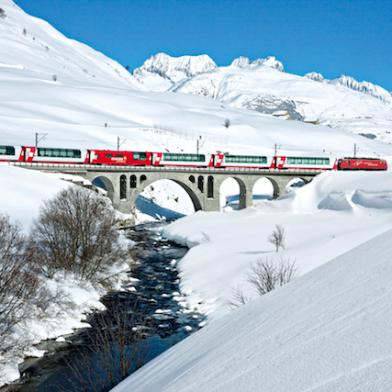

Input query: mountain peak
[133,53,217,83]
[231,55,284,71]
[331,75,392,103]
[304,72,325,82]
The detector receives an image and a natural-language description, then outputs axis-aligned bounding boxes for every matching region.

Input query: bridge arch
[134,177,203,214]
[265,177,282,199]
[91,176,115,201]
[252,177,274,203]
[219,176,247,210]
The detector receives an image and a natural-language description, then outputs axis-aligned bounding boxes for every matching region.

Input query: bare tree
[223,118,231,128]
[59,297,151,391]
[268,225,285,252]
[0,215,42,351]
[0,8,6,18]
[31,187,125,280]
[228,287,251,309]
[247,258,296,296]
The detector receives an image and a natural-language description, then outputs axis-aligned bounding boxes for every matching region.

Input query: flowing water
[4,222,204,392]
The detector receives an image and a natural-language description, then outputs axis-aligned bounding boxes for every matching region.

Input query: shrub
[0,8,6,18]
[223,118,231,128]
[247,258,296,296]
[31,187,124,280]
[268,224,285,252]
[228,287,251,309]
[0,215,41,351]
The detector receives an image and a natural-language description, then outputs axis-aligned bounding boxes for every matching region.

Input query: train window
[116,154,123,158]
[163,153,205,162]
[105,153,113,158]
[287,157,330,165]
[133,152,147,160]
[38,148,81,158]
[0,145,15,155]
[225,155,267,164]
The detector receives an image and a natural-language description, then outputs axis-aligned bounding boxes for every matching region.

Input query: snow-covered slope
[162,171,392,318]
[0,0,137,88]
[331,75,392,103]
[112,227,392,392]
[133,53,392,143]
[0,164,67,229]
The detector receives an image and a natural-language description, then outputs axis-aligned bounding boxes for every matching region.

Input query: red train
[0,145,388,171]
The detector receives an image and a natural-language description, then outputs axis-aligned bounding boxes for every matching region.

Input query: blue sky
[15,0,392,90]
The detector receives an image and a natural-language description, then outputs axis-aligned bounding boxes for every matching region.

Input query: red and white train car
[0,145,22,162]
[20,146,88,164]
[274,156,338,170]
[213,153,274,169]
[88,150,152,166]
[151,152,214,167]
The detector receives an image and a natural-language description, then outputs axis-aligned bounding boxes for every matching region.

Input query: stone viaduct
[14,163,320,213]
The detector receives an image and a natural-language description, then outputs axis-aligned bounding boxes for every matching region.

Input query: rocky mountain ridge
[131,53,392,142]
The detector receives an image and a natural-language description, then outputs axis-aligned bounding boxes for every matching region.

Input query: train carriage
[21,146,88,164]
[0,145,22,162]
[275,156,337,170]
[214,153,273,169]
[151,152,213,167]
[88,150,152,166]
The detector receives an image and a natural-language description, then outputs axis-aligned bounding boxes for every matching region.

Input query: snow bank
[162,171,392,318]
[352,189,392,209]
[0,164,68,230]
[112,228,392,392]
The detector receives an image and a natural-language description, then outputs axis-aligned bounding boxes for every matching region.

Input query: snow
[112,227,392,392]
[133,53,217,90]
[0,164,131,386]
[133,53,392,143]
[0,164,67,229]
[161,171,392,319]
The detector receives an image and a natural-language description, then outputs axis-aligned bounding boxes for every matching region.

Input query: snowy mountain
[0,0,137,88]
[133,53,392,142]
[330,74,392,103]
[133,52,217,91]
[230,55,284,71]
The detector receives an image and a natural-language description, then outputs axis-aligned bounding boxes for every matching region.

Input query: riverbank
[2,222,204,391]
[0,229,131,388]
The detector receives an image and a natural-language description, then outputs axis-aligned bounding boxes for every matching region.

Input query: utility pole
[117,136,127,151]
[274,143,278,156]
[35,132,47,149]
[353,143,357,158]
[196,135,203,155]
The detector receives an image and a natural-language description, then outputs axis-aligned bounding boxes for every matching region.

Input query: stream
[4,222,205,392]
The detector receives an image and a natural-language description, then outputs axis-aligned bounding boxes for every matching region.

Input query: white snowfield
[0,164,67,229]
[162,171,392,318]
[112,227,392,392]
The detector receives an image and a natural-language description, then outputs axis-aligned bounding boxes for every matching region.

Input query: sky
[15,0,392,90]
